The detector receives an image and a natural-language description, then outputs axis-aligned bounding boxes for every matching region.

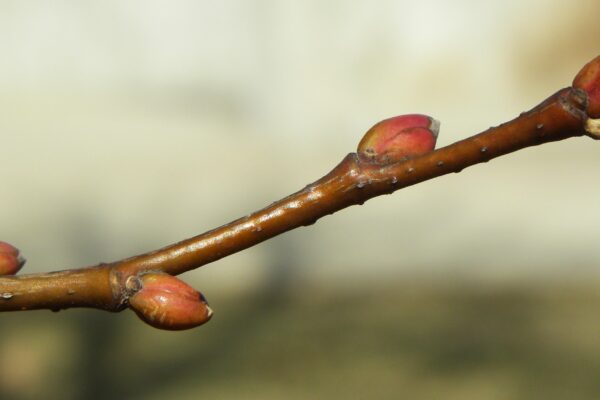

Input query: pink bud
[573,55,600,118]
[357,114,439,164]
[0,241,25,275]
[128,272,212,330]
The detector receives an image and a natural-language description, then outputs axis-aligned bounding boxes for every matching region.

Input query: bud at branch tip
[573,55,600,119]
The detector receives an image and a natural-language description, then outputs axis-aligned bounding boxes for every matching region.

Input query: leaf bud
[573,55,600,118]
[357,114,439,164]
[128,272,212,330]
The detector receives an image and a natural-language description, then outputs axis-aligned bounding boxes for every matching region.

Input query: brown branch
[1,58,598,326]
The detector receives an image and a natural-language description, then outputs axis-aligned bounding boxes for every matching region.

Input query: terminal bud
[573,55,600,118]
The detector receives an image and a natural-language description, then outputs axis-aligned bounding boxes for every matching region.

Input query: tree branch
[1,56,598,330]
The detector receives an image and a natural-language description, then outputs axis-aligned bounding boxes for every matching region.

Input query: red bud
[357,114,439,164]
[128,272,212,330]
[573,55,600,118]
[0,241,25,275]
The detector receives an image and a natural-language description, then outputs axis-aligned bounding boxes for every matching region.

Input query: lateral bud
[357,114,439,164]
[128,272,212,330]
[0,241,26,275]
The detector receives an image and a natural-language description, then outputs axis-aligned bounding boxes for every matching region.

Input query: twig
[0,56,598,330]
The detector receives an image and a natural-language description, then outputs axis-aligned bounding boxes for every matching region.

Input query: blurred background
[1,1,600,399]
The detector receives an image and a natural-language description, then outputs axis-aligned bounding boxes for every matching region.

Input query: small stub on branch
[357,114,439,164]
[0,241,25,276]
[586,118,600,139]
[128,272,212,330]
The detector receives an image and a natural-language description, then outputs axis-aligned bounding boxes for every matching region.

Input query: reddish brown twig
[1,56,598,329]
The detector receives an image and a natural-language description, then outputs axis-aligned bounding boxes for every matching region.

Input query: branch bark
[1,57,598,328]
